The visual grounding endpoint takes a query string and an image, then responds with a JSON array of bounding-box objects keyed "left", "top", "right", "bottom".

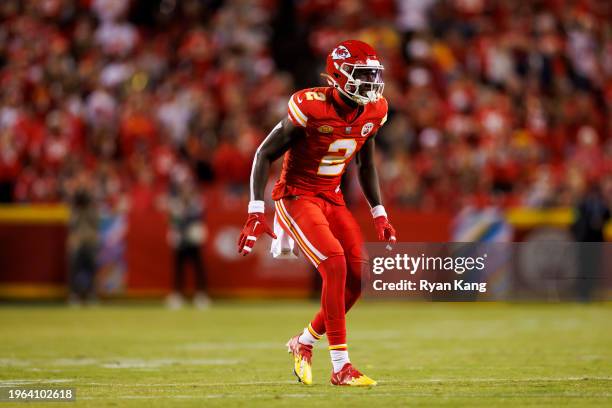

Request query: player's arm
[
  {"left": 250, "top": 117, "right": 300, "bottom": 201},
  {"left": 356, "top": 135, "right": 397, "bottom": 243},
  {"left": 356, "top": 136, "right": 383, "bottom": 208},
  {"left": 238, "top": 117, "right": 302, "bottom": 255}
]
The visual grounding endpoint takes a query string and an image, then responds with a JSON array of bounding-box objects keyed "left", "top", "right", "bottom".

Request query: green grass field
[{"left": 0, "top": 302, "right": 611, "bottom": 407}]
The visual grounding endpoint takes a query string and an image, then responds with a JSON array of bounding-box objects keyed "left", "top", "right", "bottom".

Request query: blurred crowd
[{"left": 0, "top": 0, "right": 611, "bottom": 213}]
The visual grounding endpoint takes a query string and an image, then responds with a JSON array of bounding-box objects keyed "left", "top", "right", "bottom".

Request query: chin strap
[
  {"left": 320, "top": 72, "right": 342, "bottom": 93},
  {"left": 320, "top": 73, "right": 364, "bottom": 105},
  {"left": 320, "top": 72, "right": 335, "bottom": 86},
  {"left": 320, "top": 73, "right": 378, "bottom": 105}
]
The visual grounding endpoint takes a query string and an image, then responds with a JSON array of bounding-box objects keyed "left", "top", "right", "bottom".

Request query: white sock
[
  {"left": 330, "top": 350, "right": 350, "bottom": 373},
  {"left": 298, "top": 326, "right": 319, "bottom": 346}
]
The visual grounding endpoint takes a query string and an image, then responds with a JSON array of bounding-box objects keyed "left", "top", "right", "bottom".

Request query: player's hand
[
  {"left": 237, "top": 202, "right": 277, "bottom": 256},
  {"left": 371, "top": 205, "right": 396, "bottom": 244},
  {"left": 374, "top": 216, "right": 397, "bottom": 243}
]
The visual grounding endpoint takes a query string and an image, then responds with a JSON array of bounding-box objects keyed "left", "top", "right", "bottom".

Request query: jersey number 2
[
  {"left": 317, "top": 139, "right": 357, "bottom": 176},
  {"left": 305, "top": 91, "right": 326, "bottom": 101}
]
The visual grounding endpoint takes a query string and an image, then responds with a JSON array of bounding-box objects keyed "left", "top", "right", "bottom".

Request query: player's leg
[
  {"left": 275, "top": 196, "right": 347, "bottom": 384},
  {"left": 331, "top": 205, "right": 368, "bottom": 311},
  {"left": 277, "top": 197, "right": 375, "bottom": 385},
  {"left": 304, "top": 205, "right": 376, "bottom": 385},
  {"left": 309, "top": 204, "right": 367, "bottom": 337},
  {"left": 276, "top": 197, "right": 348, "bottom": 345},
  {"left": 187, "top": 245, "right": 210, "bottom": 308},
  {"left": 166, "top": 247, "right": 187, "bottom": 309},
  {"left": 327, "top": 205, "right": 376, "bottom": 385}
]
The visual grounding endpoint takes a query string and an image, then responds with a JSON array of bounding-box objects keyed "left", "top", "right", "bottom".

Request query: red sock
[
  {"left": 310, "top": 259, "right": 364, "bottom": 340},
  {"left": 316, "top": 255, "right": 347, "bottom": 346},
  {"left": 344, "top": 259, "right": 365, "bottom": 311}
]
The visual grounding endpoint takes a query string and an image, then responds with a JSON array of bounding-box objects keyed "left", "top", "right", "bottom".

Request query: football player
[{"left": 237, "top": 40, "right": 396, "bottom": 386}]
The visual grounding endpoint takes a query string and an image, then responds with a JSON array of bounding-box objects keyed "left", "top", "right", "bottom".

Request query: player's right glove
[
  {"left": 371, "top": 205, "right": 397, "bottom": 244},
  {"left": 237, "top": 200, "right": 277, "bottom": 256}
]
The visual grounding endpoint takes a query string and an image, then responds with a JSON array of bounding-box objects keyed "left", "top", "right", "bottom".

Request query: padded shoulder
[
  {"left": 287, "top": 87, "right": 331, "bottom": 127},
  {"left": 375, "top": 96, "right": 389, "bottom": 125}
]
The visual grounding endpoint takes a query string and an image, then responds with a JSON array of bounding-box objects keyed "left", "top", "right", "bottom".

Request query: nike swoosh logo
[
  {"left": 297, "top": 96, "right": 303, "bottom": 103},
  {"left": 253, "top": 221, "right": 260, "bottom": 231}
]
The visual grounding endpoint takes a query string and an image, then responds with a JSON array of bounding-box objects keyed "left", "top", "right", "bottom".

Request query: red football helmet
[{"left": 324, "top": 40, "right": 384, "bottom": 105}]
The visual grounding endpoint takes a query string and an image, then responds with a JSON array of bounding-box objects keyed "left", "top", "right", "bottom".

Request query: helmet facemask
[{"left": 337, "top": 62, "right": 384, "bottom": 105}]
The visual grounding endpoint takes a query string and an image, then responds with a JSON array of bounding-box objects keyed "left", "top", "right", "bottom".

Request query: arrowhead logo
[
  {"left": 361, "top": 122, "right": 374, "bottom": 137},
  {"left": 332, "top": 45, "right": 351, "bottom": 60}
]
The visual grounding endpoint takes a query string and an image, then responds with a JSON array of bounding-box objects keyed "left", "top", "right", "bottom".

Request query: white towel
[{"left": 270, "top": 212, "right": 298, "bottom": 259}]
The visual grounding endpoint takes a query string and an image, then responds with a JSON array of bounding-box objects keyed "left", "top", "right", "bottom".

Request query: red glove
[
  {"left": 237, "top": 201, "right": 276, "bottom": 256},
  {"left": 372, "top": 205, "right": 397, "bottom": 244}
]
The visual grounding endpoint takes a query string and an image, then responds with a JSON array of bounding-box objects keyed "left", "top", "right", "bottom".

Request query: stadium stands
[{"left": 0, "top": 0, "right": 610, "bottom": 212}]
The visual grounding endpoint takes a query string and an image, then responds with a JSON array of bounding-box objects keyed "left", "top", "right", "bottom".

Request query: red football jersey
[{"left": 272, "top": 87, "right": 388, "bottom": 205}]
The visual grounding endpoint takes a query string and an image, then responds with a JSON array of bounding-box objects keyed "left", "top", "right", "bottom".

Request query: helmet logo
[
  {"left": 331, "top": 45, "right": 351, "bottom": 60},
  {"left": 361, "top": 122, "right": 374, "bottom": 137}
]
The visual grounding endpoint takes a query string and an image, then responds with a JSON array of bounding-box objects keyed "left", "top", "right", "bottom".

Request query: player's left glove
[
  {"left": 237, "top": 200, "right": 277, "bottom": 256},
  {"left": 372, "top": 205, "right": 396, "bottom": 244}
]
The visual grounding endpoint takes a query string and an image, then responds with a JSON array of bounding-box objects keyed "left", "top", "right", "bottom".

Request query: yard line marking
[
  {"left": 0, "top": 358, "right": 242, "bottom": 369},
  {"left": 0, "top": 358, "right": 30, "bottom": 366},
  {"left": 383, "top": 376, "right": 612, "bottom": 384},
  {"left": 79, "top": 395, "right": 225, "bottom": 400},
  {"left": 52, "top": 358, "right": 100, "bottom": 366},
  {"left": 77, "top": 392, "right": 612, "bottom": 400},
  {"left": 72, "top": 376, "right": 612, "bottom": 388},
  {"left": 3, "top": 377, "right": 610, "bottom": 389},
  {"left": 177, "top": 341, "right": 282, "bottom": 350},
  {"left": 0, "top": 379, "right": 74, "bottom": 386},
  {"left": 79, "top": 380, "right": 296, "bottom": 387},
  {"left": 100, "top": 358, "right": 241, "bottom": 368}
]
